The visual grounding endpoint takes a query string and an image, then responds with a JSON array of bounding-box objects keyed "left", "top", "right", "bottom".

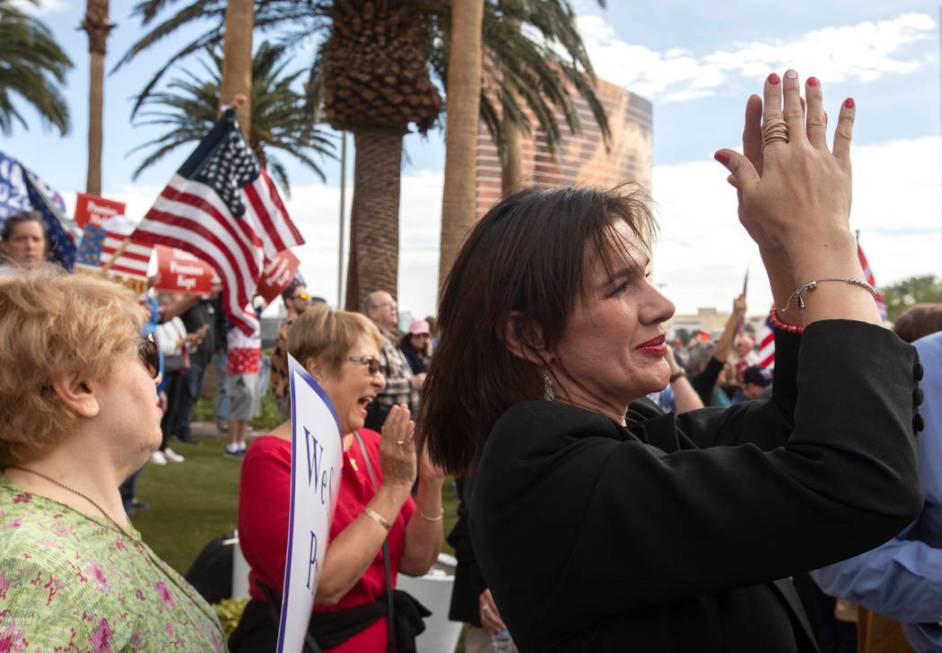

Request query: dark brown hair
[
  {"left": 1, "top": 210, "right": 47, "bottom": 250},
  {"left": 893, "top": 303, "right": 942, "bottom": 344},
  {"left": 419, "top": 186, "right": 655, "bottom": 475}
]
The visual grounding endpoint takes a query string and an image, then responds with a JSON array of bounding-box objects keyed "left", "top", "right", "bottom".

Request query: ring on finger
[{"left": 762, "top": 118, "right": 789, "bottom": 148}]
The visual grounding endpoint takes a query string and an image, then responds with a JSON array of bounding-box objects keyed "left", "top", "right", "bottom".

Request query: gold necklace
[{"left": 7, "top": 466, "right": 135, "bottom": 539}]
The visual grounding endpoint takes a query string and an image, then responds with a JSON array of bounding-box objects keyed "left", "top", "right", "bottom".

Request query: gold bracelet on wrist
[
  {"left": 420, "top": 508, "right": 444, "bottom": 522},
  {"left": 364, "top": 507, "right": 392, "bottom": 531}
]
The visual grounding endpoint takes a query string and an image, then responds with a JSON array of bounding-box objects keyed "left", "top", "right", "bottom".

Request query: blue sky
[{"left": 3, "top": 0, "right": 941, "bottom": 317}]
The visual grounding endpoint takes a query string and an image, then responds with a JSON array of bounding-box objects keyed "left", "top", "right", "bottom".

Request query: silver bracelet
[{"left": 782, "top": 278, "right": 876, "bottom": 312}]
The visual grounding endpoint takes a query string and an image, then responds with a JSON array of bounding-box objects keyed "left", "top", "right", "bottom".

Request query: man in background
[
  {"left": 362, "top": 290, "right": 423, "bottom": 430},
  {"left": 270, "top": 281, "right": 321, "bottom": 419}
]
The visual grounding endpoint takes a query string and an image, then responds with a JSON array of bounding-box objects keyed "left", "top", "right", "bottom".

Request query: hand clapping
[{"left": 379, "top": 404, "right": 417, "bottom": 488}]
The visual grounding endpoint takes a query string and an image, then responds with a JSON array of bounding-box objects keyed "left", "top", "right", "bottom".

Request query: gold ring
[{"left": 762, "top": 118, "right": 789, "bottom": 148}]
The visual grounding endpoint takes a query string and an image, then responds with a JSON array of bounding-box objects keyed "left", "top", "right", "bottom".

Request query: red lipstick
[{"left": 635, "top": 335, "right": 667, "bottom": 357}]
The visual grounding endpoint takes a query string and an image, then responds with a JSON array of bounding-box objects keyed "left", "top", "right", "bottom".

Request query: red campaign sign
[
  {"left": 153, "top": 245, "right": 215, "bottom": 295},
  {"left": 74, "top": 193, "right": 126, "bottom": 228},
  {"left": 257, "top": 249, "right": 300, "bottom": 303}
]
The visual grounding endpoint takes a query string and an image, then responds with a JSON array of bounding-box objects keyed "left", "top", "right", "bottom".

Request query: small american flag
[
  {"left": 857, "top": 241, "right": 888, "bottom": 322},
  {"left": 130, "top": 110, "right": 303, "bottom": 334},
  {"left": 76, "top": 224, "right": 152, "bottom": 281}
]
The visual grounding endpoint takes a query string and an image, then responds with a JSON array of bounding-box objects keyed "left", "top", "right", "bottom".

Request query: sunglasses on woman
[
  {"left": 138, "top": 333, "right": 160, "bottom": 378},
  {"left": 347, "top": 355, "right": 383, "bottom": 376}
]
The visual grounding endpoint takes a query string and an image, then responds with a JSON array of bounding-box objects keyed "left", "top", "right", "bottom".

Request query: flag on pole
[
  {"left": 130, "top": 110, "right": 304, "bottom": 334},
  {"left": 0, "top": 151, "right": 79, "bottom": 269},
  {"left": 76, "top": 225, "right": 153, "bottom": 292},
  {"left": 23, "top": 170, "right": 80, "bottom": 270},
  {"left": 856, "top": 241, "right": 888, "bottom": 321},
  {"left": 0, "top": 151, "right": 68, "bottom": 219}
]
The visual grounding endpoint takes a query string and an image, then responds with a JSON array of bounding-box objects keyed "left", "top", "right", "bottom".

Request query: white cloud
[
  {"left": 578, "top": 12, "right": 936, "bottom": 103},
  {"left": 11, "top": 0, "right": 70, "bottom": 15},
  {"left": 652, "top": 136, "right": 942, "bottom": 315}
]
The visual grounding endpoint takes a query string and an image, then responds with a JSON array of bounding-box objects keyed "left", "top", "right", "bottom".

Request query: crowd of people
[{"left": 0, "top": 70, "right": 939, "bottom": 653}]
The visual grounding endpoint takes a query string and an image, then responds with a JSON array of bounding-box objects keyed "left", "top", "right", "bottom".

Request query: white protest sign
[{"left": 277, "top": 354, "right": 343, "bottom": 652}]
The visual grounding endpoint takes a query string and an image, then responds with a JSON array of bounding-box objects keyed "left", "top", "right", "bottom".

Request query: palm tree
[
  {"left": 439, "top": 0, "right": 484, "bottom": 289},
  {"left": 129, "top": 41, "right": 335, "bottom": 196},
  {"left": 82, "top": 0, "right": 114, "bottom": 195},
  {"left": 117, "top": 1, "right": 608, "bottom": 309},
  {"left": 219, "top": 0, "right": 254, "bottom": 135},
  {"left": 0, "top": 0, "right": 72, "bottom": 136},
  {"left": 321, "top": 2, "right": 442, "bottom": 310}
]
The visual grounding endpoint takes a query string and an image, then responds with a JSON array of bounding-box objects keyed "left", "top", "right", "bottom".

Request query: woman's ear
[
  {"left": 50, "top": 372, "right": 100, "bottom": 419},
  {"left": 304, "top": 359, "right": 327, "bottom": 385},
  {"left": 501, "top": 312, "right": 551, "bottom": 365}
]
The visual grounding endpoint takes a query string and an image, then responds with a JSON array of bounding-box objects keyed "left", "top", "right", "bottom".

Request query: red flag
[{"left": 857, "top": 241, "right": 888, "bottom": 321}]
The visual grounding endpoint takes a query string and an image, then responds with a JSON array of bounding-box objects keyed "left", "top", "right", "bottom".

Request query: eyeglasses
[
  {"left": 347, "top": 355, "right": 383, "bottom": 376},
  {"left": 293, "top": 292, "right": 310, "bottom": 301},
  {"left": 138, "top": 333, "right": 160, "bottom": 378}
]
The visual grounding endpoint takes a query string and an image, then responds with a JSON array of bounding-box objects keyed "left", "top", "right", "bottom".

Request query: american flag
[
  {"left": 76, "top": 225, "right": 152, "bottom": 282},
  {"left": 130, "top": 110, "right": 303, "bottom": 334},
  {"left": 756, "top": 316, "right": 776, "bottom": 370},
  {"left": 857, "top": 241, "right": 888, "bottom": 322}
]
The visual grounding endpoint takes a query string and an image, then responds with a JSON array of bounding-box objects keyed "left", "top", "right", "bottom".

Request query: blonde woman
[
  {"left": 0, "top": 268, "right": 225, "bottom": 650},
  {"left": 232, "top": 304, "right": 444, "bottom": 652}
]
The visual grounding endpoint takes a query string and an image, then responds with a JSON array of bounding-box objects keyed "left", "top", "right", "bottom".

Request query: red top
[{"left": 238, "top": 431, "right": 416, "bottom": 652}]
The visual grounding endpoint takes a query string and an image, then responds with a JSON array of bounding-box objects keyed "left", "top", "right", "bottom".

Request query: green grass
[
  {"left": 133, "top": 437, "right": 242, "bottom": 573},
  {"left": 132, "top": 430, "right": 459, "bottom": 576}
]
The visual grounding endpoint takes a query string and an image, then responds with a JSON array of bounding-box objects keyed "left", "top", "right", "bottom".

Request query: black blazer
[{"left": 469, "top": 321, "right": 923, "bottom": 652}]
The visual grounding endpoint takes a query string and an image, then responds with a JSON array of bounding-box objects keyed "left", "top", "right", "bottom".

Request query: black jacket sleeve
[{"left": 679, "top": 326, "right": 801, "bottom": 451}]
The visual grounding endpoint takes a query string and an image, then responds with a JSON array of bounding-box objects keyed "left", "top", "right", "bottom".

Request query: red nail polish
[
  {"left": 714, "top": 151, "right": 730, "bottom": 165},
  {"left": 768, "top": 72, "right": 780, "bottom": 85},
  {"left": 844, "top": 98, "right": 855, "bottom": 109},
  {"left": 807, "top": 76, "right": 819, "bottom": 88}
]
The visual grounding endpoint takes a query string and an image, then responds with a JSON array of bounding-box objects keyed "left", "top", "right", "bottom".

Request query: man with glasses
[
  {"left": 363, "top": 289, "right": 424, "bottom": 430},
  {"left": 271, "top": 281, "right": 323, "bottom": 420}
]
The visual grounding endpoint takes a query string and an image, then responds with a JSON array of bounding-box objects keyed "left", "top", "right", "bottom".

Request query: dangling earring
[{"left": 543, "top": 371, "right": 555, "bottom": 401}]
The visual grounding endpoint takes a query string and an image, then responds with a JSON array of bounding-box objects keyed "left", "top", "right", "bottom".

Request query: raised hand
[
  {"left": 715, "top": 70, "right": 855, "bottom": 267},
  {"left": 715, "top": 70, "right": 879, "bottom": 326},
  {"left": 733, "top": 294, "right": 747, "bottom": 317},
  {"left": 379, "top": 403, "right": 417, "bottom": 488}
]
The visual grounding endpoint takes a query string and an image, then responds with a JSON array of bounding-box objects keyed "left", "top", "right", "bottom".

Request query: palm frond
[{"left": 129, "top": 39, "right": 335, "bottom": 189}]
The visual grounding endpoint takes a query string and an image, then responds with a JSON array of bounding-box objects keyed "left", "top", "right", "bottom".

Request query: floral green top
[{"left": 0, "top": 473, "right": 226, "bottom": 651}]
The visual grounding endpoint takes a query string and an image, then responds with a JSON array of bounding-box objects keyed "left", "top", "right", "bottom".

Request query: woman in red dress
[{"left": 231, "top": 304, "right": 444, "bottom": 652}]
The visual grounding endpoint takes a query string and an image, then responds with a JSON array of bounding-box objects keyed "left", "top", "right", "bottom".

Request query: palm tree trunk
[
  {"left": 345, "top": 127, "right": 404, "bottom": 311},
  {"left": 501, "top": 105, "right": 523, "bottom": 197},
  {"left": 82, "top": 0, "right": 111, "bottom": 195},
  {"left": 500, "top": 17, "right": 524, "bottom": 198},
  {"left": 219, "top": 0, "right": 254, "bottom": 136},
  {"left": 438, "top": 0, "right": 485, "bottom": 289}
]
